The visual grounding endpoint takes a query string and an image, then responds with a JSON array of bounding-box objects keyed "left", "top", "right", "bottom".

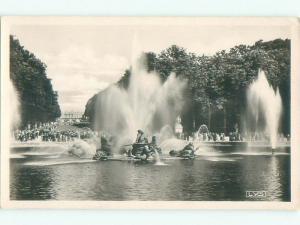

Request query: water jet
[
  {"left": 93, "top": 55, "right": 186, "bottom": 151},
  {"left": 246, "top": 69, "right": 282, "bottom": 150}
]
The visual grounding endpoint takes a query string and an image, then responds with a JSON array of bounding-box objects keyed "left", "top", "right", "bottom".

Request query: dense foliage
[
  {"left": 85, "top": 39, "right": 290, "bottom": 135},
  {"left": 10, "top": 36, "right": 61, "bottom": 127}
]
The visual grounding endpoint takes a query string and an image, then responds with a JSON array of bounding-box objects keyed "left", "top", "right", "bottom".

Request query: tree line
[
  {"left": 85, "top": 38, "right": 290, "bottom": 135},
  {"left": 10, "top": 36, "right": 61, "bottom": 127}
]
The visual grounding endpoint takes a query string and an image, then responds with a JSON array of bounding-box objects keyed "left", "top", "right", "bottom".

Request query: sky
[{"left": 10, "top": 23, "right": 291, "bottom": 113}]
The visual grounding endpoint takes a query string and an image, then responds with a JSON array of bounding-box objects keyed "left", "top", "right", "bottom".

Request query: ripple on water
[{"left": 23, "top": 159, "right": 96, "bottom": 167}]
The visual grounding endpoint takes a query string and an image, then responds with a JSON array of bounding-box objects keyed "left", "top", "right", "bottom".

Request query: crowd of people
[
  {"left": 13, "top": 122, "right": 290, "bottom": 145},
  {"left": 13, "top": 122, "right": 98, "bottom": 142},
  {"left": 183, "top": 131, "right": 290, "bottom": 143}
]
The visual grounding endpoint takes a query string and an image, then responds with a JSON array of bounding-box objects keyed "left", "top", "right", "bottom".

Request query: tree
[
  {"left": 10, "top": 36, "right": 61, "bottom": 127},
  {"left": 84, "top": 39, "right": 291, "bottom": 135}
]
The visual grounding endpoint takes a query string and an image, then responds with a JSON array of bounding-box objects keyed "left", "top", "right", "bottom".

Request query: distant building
[{"left": 59, "top": 112, "right": 83, "bottom": 124}]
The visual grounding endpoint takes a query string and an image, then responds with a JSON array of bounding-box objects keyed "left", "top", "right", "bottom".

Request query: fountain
[
  {"left": 9, "top": 79, "right": 21, "bottom": 143},
  {"left": 247, "top": 69, "right": 282, "bottom": 149},
  {"left": 93, "top": 55, "right": 186, "bottom": 151},
  {"left": 9, "top": 80, "right": 20, "bottom": 129},
  {"left": 155, "top": 125, "right": 174, "bottom": 143}
]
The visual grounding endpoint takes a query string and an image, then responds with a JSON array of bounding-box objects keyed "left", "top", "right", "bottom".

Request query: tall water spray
[
  {"left": 94, "top": 43, "right": 186, "bottom": 148},
  {"left": 9, "top": 79, "right": 21, "bottom": 132},
  {"left": 247, "top": 70, "right": 282, "bottom": 149}
]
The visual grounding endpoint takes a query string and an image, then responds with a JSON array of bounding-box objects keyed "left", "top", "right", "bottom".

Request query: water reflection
[
  {"left": 10, "top": 146, "right": 291, "bottom": 201},
  {"left": 10, "top": 164, "right": 57, "bottom": 200}
]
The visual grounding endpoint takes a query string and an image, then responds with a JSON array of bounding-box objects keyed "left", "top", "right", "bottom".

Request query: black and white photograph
[{"left": 1, "top": 17, "right": 298, "bottom": 208}]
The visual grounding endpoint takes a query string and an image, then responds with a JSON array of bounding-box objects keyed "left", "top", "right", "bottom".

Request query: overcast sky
[{"left": 11, "top": 24, "right": 291, "bottom": 113}]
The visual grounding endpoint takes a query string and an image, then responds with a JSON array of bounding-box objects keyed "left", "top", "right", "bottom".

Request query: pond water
[{"left": 10, "top": 145, "right": 290, "bottom": 201}]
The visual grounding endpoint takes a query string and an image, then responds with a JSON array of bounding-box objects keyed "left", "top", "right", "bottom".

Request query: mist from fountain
[
  {"left": 9, "top": 79, "right": 21, "bottom": 137},
  {"left": 154, "top": 125, "right": 175, "bottom": 143},
  {"left": 93, "top": 54, "right": 186, "bottom": 150},
  {"left": 247, "top": 69, "right": 282, "bottom": 149}
]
